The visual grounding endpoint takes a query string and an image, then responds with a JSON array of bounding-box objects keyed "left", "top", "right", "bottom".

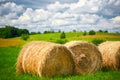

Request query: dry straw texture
[
  {"left": 98, "top": 41, "right": 120, "bottom": 70},
  {"left": 64, "top": 41, "right": 102, "bottom": 74},
  {"left": 16, "top": 41, "right": 74, "bottom": 77}
]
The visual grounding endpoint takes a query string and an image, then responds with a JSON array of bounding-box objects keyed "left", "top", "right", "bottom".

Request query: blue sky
[{"left": 0, "top": 0, "right": 120, "bottom": 32}]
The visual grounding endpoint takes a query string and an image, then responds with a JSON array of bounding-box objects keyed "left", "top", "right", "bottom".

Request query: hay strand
[
  {"left": 16, "top": 41, "right": 74, "bottom": 77},
  {"left": 64, "top": 41, "right": 102, "bottom": 74}
]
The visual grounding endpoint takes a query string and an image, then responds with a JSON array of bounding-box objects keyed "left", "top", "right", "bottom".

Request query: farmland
[
  {"left": 0, "top": 32, "right": 120, "bottom": 47},
  {"left": 0, "top": 32, "right": 120, "bottom": 80}
]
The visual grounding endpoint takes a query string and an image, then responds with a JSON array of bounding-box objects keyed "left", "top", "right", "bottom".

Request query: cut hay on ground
[
  {"left": 98, "top": 41, "right": 120, "bottom": 70},
  {"left": 64, "top": 41, "right": 102, "bottom": 74},
  {"left": 16, "top": 41, "right": 74, "bottom": 77},
  {"left": 0, "top": 38, "right": 21, "bottom": 47}
]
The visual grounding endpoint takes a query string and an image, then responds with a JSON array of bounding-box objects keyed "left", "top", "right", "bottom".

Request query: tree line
[
  {"left": 0, "top": 26, "right": 29, "bottom": 38},
  {"left": 0, "top": 25, "right": 109, "bottom": 39}
]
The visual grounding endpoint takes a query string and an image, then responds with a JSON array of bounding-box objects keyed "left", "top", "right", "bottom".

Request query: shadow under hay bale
[
  {"left": 98, "top": 41, "right": 120, "bottom": 70},
  {"left": 16, "top": 41, "right": 74, "bottom": 77},
  {"left": 64, "top": 41, "right": 102, "bottom": 74}
]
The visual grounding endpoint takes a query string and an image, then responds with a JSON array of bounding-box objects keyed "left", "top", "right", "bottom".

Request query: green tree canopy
[
  {"left": 60, "top": 31, "right": 66, "bottom": 39},
  {"left": 89, "top": 30, "right": 96, "bottom": 35},
  {"left": 0, "top": 26, "right": 29, "bottom": 38}
]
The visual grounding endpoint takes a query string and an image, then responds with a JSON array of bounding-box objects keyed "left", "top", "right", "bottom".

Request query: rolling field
[
  {"left": 0, "top": 32, "right": 120, "bottom": 80},
  {"left": 0, "top": 32, "right": 120, "bottom": 47}
]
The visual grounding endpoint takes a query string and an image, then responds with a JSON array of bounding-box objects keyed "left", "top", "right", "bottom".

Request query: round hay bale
[
  {"left": 98, "top": 41, "right": 120, "bottom": 70},
  {"left": 64, "top": 41, "right": 102, "bottom": 74},
  {"left": 16, "top": 41, "right": 74, "bottom": 77}
]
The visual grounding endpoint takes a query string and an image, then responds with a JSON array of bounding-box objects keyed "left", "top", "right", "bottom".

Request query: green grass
[
  {"left": 0, "top": 47, "right": 21, "bottom": 80},
  {"left": 28, "top": 32, "right": 83, "bottom": 42},
  {"left": 0, "top": 32, "right": 120, "bottom": 80}
]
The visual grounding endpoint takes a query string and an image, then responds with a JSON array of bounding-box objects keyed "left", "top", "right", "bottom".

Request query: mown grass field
[{"left": 0, "top": 32, "right": 120, "bottom": 80}]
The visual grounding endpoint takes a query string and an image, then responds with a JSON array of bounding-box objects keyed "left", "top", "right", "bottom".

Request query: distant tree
[
  {"left": 17, "top": 29, "right": 23, "bottom": 36},
  {"left": 44, "top": 31, "right": 49, "bottom": 34},
  {"left": 21, "top": 29, "right": 29, "bottom": 34},
  {"left": 60, "top": 31, "right": 66, "bottom": 39},
  {"left": 0, "top": 28, "right": 6, "bottom": 38},
  {"left": 5, "top": 26, "right": 15, "bottom": 38},
  {"left": 43, "top": 30, "right": 55, "bottom": 34},
  {"left": 58, "top": 30, "right": 61, "bottom": 33},
  {"left": 37, "top": 32, "right": 41, "bottom": 34},
  {"left": 104, "top": 30, "right": 108, "bottom": 33},
  {"left": 89, "top": 30, "right": 96, "bottom": 35},
  {"left": 73, "top": 29, "right": 76, "bottom": 32},
  {"left": 30, "top": 32, "right": 41, "bottom": 35},
  {"left": 2, "top": 26, "right": 17, "bottom": 38},
  {"left": 116, "top": 32, "right": 119, "bottom": 34},
  {"left": 21, "top": 34, "right": 29, "bottom": 40},
  {"left": 83, "top": 31, "right": 87, "bottom": 36},
  {"left": 30, "top": 32, "right": 37, "bottom": 35},
  {"left": 98, "top": 30, "right": 103, "bottom": 32}
]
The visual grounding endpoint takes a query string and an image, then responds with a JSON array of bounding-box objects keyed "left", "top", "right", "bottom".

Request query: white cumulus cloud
[
  {"left": 0, "top": 2, "right": 24, "bottom": 16},
  {"left": 47, "top": 1, "right": 69, "bottom": 12},
  {"left": 0, "top": 0, "right": 120, "bottom": 32}
]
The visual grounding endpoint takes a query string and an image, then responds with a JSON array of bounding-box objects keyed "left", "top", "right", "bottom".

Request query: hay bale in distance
[
  {"left": 98, "top": 41, "right": 120, "bottom": 70},
  {"left": 64, "top": 41, "right": 102, "bottom": 74},
  {"left": 16, "top": 41, "right": 74, "bottom": 77}
]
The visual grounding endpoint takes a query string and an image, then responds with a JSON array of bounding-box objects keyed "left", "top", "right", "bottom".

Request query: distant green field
[
  {"left": 25, "top": 32, "right": 120, "bottom": 46},
  {"left": 28, "top": 32, "right": 120, "bottom": 42},
  {"left": 0, "top": 32, "right": 120, "bottom": 80},
  {"left": 0, "top": 32, "right": 120, "bottom": 47}
]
